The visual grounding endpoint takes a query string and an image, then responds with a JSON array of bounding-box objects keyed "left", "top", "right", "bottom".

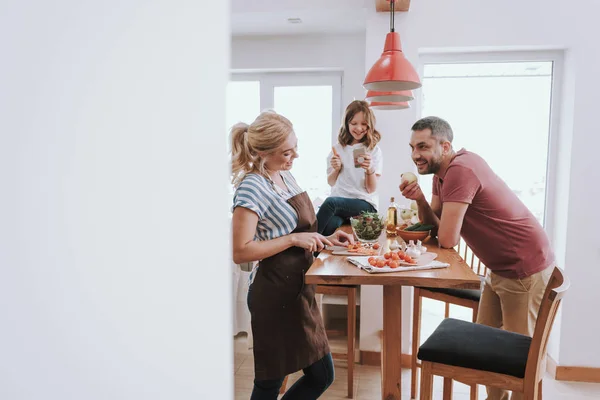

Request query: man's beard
[
  {"left": 417, "top": 156, "right": 442, "bottom": 175},
  {"left": 427, "top": 157, "right": 442, "bottom": 174}
]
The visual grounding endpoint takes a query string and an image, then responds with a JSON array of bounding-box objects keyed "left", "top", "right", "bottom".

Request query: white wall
[
  {"left": 363, "top": 0, "right": 600, "bottom": 367},
  {"left": 231, "top": 33, "right": 366, "bottom": 112},
  {"left": 0, "top": 1, "right": 232, "bottom": 399}
]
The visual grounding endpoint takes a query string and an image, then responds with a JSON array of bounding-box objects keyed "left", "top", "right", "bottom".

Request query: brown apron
[{"left": 248, "top": 191, "right": 330, "bottom": 381}]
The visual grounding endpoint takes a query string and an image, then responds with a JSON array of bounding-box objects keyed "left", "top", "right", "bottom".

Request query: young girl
[
  {"left": 316, "top": 100, "right": 383, "bottom": 236},
  {"left": 230, "top": 110, "right": 354, "bottom": 399}
]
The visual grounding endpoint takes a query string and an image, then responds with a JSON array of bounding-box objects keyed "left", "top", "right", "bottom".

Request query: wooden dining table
[{"left": 305, "top": 228, "right": 481, "bottom": 400}]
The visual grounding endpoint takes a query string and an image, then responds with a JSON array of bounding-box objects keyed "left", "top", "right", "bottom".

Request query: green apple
[
  {"left": 410, "top": 201, "right": 418, "bottom": 211},
  {"left": 401, "top": 172, "right": 418, "bottom": 184}
]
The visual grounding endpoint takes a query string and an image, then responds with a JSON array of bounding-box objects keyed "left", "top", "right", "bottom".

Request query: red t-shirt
[{"left": 433, "top": 149, "right": 554, "bottom": 279}]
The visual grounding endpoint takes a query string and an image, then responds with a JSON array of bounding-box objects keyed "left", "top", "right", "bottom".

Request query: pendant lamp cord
[{"left": 390, "top": 0, "right": 395, "bottom": 32}]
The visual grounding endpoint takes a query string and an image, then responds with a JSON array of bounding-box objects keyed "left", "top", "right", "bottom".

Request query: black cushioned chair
[
  {"left": 411, "top": 240, "right": 485, "bottom": 400},
  {"left": 417, "top": 266, "right": 568, "bottom": 400}
]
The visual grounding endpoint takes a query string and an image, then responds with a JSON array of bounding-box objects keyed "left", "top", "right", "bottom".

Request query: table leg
[{"left": 382, "top": 285, "right": 402, "bottom": 400}]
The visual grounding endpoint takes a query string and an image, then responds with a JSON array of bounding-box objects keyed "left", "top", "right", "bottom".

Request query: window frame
[
  {"left": 227, "top": 70, "right": 343, "bottom": 204},
  {"left": 415, "top": 50, "right": 564, "bottom": 243},
  {"left": 229, "top": 70, "right": 343, "bottom": 146}
]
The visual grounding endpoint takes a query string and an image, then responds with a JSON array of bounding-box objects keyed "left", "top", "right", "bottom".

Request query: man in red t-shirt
[{"left": 401, "top": 116, "right": 555, "bottom": 400}]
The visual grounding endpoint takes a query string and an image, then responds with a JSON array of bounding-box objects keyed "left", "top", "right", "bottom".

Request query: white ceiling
[{"left": 231, "top": 0, "right": 369, "bottom": 36}]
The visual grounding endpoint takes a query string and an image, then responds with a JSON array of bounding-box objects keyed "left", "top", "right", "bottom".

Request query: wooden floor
[
  {"left": 234, "top": 299, "right": 600, "bottom": 399},
  {"left": 234, "top": 333, "right": 600, "bottom": 400}
]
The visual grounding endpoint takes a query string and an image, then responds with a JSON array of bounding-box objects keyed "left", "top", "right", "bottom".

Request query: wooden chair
[
  {"left": 318, "top": 284, "right": 358, "bottom": 398},
  {"left": 279, "top": 284, "right": 358, "bottom": 398},
  {"left": 417, "top": 266, "right": 569, "bottom": 400},
  {"left": 411, "top": 239, "right": 486, "bottom": 400}
]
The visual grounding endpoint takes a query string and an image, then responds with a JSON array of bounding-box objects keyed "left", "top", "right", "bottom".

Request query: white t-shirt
[{"left": 327, "top": 142, "right": 383, "bottom": 210}]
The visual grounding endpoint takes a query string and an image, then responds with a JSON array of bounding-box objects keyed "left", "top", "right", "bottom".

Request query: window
[
  {"left": 274, "top": 85, "right": 334, "bottom": 204},
  {"left": 225, "top": 81, "right": 260, "bottom": 144},
  {"left": 226, "top": 72, "right": 342, "bottom": 205},
  {"left": 419, "top": 55, "right": 560, "bottom": 227}
]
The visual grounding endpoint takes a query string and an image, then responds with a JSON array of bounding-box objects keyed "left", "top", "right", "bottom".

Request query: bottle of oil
[{"left": 386, "top": 196, "right": 399, "bottom": 236}]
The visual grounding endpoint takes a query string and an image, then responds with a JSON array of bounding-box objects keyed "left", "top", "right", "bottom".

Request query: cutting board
[{"left": 326, "top": 245, "right": 382, "bottom": 257}]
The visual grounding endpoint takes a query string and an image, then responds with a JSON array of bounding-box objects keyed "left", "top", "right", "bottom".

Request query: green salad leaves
[{"left": 350, "top": 211, "right": 385, "bottom": 241}]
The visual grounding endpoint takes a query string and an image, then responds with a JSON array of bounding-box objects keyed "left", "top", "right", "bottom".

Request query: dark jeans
[
  {"left": 249, "top": 353, "right": 335, "bottom": 400},
  {"left": 316, "top": 196, "right": 376, "bottom": 236}
]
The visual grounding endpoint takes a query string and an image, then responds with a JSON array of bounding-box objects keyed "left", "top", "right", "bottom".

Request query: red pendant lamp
[
  {"left": 365, "top": 89, "right": 414, "bottom": 102},
  {"left": 369, "top": 101, "right": 410, "bottom": 110},
  {"left": 363, "top": 0, "right": 421, "bottom": 92}
]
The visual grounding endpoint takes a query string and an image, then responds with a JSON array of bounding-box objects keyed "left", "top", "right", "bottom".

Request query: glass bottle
[{"left": 386, "top": 196, "right": 399, "bottom": 236}]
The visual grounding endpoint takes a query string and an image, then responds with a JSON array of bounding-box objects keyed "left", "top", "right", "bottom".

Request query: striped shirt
[{"left": 233, "top": 171, "right": 304, "bottom": 241}]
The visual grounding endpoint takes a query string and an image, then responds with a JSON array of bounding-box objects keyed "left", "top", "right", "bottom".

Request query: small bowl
[{"left": 396, "top": 228, "right": 430, "bottom": 243}]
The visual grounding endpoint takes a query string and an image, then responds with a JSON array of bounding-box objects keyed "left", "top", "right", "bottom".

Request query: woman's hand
[
  {"left": 330, "top": 155, "right": 342, "bottom": 171},
  {"left": 291, "top": 232, "right": 333, "bottom": 252},
  {"left": 359, "top": 153, "right": 373, "bottom": 173},
  {"left": 327, "top": 230, "right": 355, "bottom": 247}
]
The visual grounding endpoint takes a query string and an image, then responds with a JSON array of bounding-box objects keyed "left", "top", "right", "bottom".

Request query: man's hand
[{"left": 400, "top": 181, "right": 426, "bottom": 203}]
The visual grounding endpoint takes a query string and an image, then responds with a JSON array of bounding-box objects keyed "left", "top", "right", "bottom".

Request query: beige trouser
[{"left": 476, "top": 266, "right": 553, "bottom": 400}]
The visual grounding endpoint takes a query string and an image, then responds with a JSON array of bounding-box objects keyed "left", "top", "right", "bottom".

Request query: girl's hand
[
  {"left": 359, "top": 153, "right": 372, "bottom": 172},
  {"left": 327, "top": 230, "right": 355, "bottom": 247},
  {"left": 330, "top": 155, "right": 342, "bottom": 171},
  {"left": 291, "top": 232, "right": 333, "bottom": 252}
]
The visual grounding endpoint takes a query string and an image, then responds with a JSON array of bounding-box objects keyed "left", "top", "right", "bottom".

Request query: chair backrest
[
  {"left": 523, "top": 266, "right": 570, "bottom": 389},
  {"left": 456, "top": 238, "right": 487, "bottom": 277}
]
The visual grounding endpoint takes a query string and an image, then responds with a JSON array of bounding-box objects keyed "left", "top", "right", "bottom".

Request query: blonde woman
[
  {"left": 316, "top": 100, "right": 383, "bottom": 235},
  {"left": 230, "top": 110, "right": 354, "bottom": 400}
]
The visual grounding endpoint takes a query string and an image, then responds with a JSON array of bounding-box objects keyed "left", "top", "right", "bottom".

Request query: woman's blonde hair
[
  {"left": 337, "top": 100, "right": 381, "bottom": 150},
  {"left": 230, "top": 110, "right": 294, "bottom": 186}
]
